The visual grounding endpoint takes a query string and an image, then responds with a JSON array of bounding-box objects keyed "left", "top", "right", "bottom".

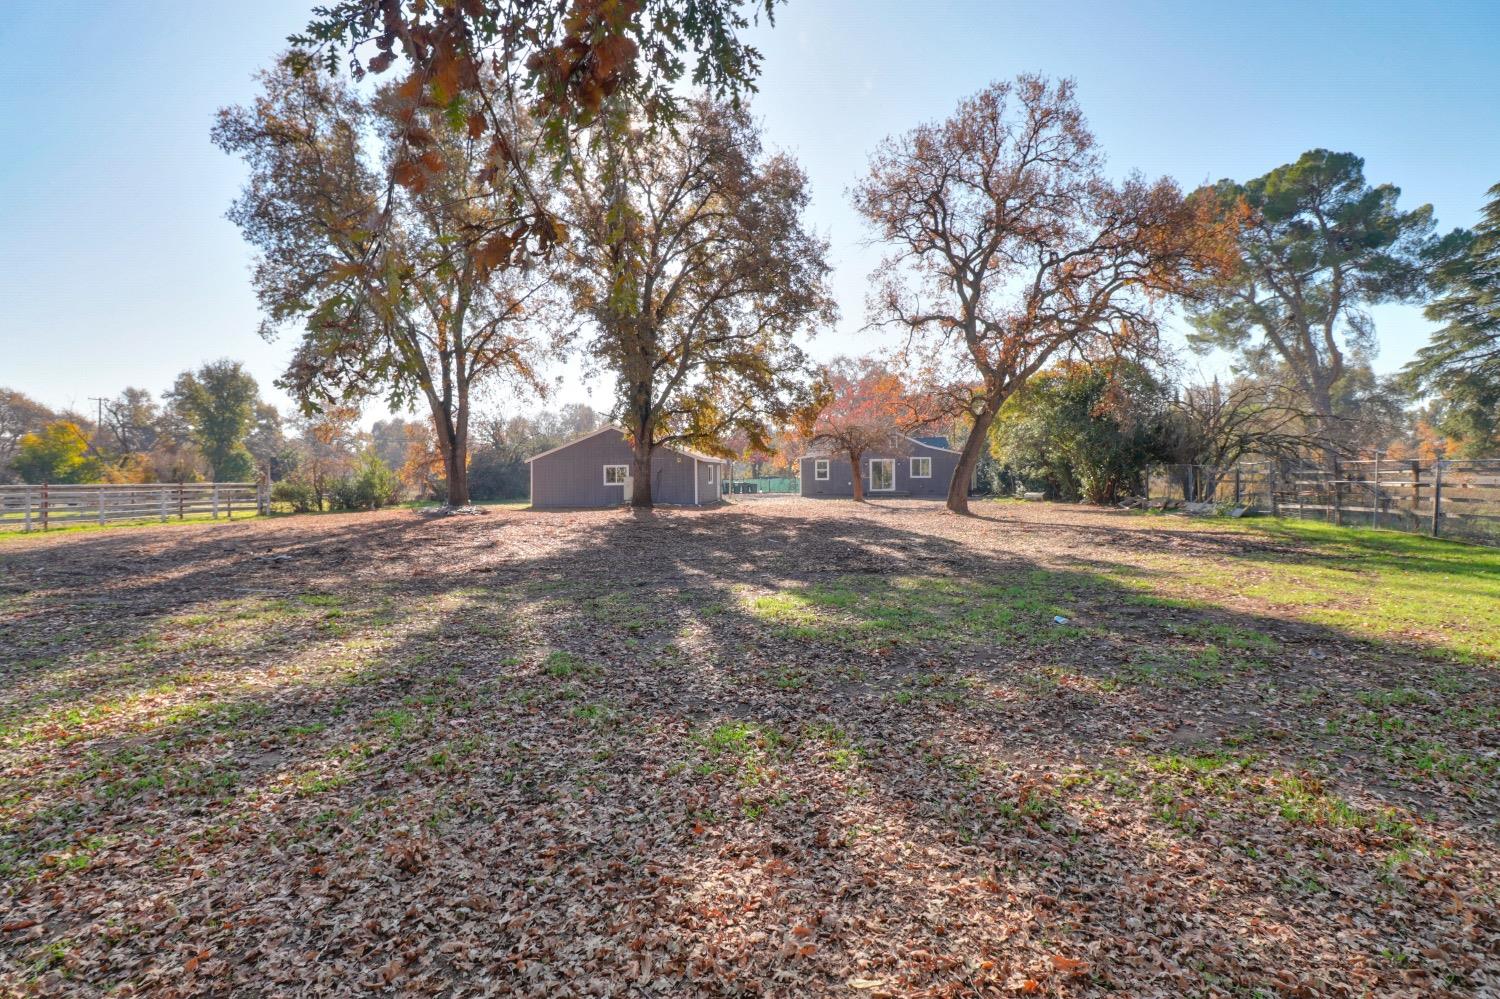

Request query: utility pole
[{"left": 86, "top": 396, "right": 116, "bottom": 459}]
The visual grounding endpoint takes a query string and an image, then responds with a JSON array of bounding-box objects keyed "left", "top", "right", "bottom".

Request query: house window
[
  {"left": 869, "top": 459, "right": 896, "bottom": 491},
  {"left": 814, "top": 459, "right": 830, "bottom": 481},
  {"left": 910, "top": 457, "right": 932, "bottom": 478},
  {"left": 603, "top": 464, "right": 628, "bottom": 485}
]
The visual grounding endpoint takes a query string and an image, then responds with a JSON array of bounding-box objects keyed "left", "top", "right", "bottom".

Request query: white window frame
[
  {"left": 869, "top": 458, "right": 896, "bottom": 492},
  {"left": 603, "top": 464, "right": 629, "bottom": 485},
  {"left": 814, "top": 459, "right": 830, "bottom": 481},
  {"left": 910, "top": 456, "right": 932, "bottom": 479}
]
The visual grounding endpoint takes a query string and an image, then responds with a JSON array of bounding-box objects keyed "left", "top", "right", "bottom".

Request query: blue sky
[{"left": 2, "top": 0, "right": 1497, "bottom": 421}]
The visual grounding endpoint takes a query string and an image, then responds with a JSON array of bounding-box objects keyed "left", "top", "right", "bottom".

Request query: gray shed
[
  {"left": 527, "top": 427, "right": 727, "bottom": 508},
  {"left": 798, "top": 433, "right": 968, "bottom": 499}
]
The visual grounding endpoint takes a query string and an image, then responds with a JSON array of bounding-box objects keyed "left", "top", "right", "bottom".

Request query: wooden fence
[
  {"left": 0, "top": 482, "right": 269, "bottom": 532},
  {"left": 1147, "top": 458, "right": 1500, "bottom": 548}
]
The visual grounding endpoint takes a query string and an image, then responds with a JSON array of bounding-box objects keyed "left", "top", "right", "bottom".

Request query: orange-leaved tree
[
  {"left": 807, "top": 356, "right": 944, "bottom": 501},
  {"left": 853, "top": 75, "right": 1236, "bottom": 513}
]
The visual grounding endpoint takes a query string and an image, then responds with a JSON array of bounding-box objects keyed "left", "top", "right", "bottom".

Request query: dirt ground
[{"left": 1, "top": 499, "right": 1496, "bottom": 997}]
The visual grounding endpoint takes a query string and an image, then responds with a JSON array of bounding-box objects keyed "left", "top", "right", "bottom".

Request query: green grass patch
[{"left": 1138, "top": 519, "right": 1500, "bottom": 663}]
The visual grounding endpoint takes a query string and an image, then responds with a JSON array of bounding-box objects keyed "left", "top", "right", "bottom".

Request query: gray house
[
  {"left": 527, "top": 427, "right": 727, "bottom": 508},
  {"left": 798, "top": 434, "right": 967, "bottom": 499}
]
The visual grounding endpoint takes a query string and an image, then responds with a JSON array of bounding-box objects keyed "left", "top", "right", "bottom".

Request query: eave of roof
[{"left": 791, "top": 432, "right": 963, "bottom": 463}]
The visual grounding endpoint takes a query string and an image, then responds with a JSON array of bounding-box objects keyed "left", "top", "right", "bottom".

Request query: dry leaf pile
[{"left": 1, "top": 500, "right": 1495, "bottom": 996}]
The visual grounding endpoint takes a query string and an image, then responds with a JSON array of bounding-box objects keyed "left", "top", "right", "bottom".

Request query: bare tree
[{"left": 853, "top": 75, "right": 1233, "bottom": 513}]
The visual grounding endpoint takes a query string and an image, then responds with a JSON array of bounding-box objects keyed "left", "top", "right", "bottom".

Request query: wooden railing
[{"left": 0, "top": 482, "right": 269, "bottom": 532}]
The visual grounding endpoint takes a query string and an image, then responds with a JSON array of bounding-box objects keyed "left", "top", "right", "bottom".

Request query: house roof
[
  {"left": 525, "top": 426, "right": 727, "bottom": 464},
  {"left": 794, "top": 432, "right": 963, "bottom": 462},
  {"left": 903, "top": 433, "right": 961, "bottom": 454}
]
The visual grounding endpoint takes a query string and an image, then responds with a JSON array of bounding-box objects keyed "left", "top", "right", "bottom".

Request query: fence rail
[
  {"left": 1147, "top": 458, "right": 1500, "bottom": 548},
  {"left": 0, "top": 482, "right": 269, "bottom": 532}
]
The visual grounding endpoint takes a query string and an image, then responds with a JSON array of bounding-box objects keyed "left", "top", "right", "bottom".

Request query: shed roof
[{"left": 525, "top": 426, "right": 728, "bottom": 464}]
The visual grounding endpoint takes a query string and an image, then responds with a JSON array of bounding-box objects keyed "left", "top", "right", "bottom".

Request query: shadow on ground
[{"left": 1, "top": 501, "right": 1496, "bottom": 996}]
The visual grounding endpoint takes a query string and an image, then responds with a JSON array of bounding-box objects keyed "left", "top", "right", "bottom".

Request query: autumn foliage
[
  {"left": 807, "top": 357, "right": 944, "bottom": 501},
  {"left": 854, "top": 75, "right": 1236, "bottom": 513}
]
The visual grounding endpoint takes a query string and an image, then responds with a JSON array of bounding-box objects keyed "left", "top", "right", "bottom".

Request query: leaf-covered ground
[{"left": 1, "top": 499, "right": 1496, "bottom": 997}]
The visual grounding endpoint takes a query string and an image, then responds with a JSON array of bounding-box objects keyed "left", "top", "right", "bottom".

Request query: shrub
[
  {"left": 990, "top": 361, "right": 1170, "bottom": 504},
  {"left": 271, "top": 479, "right": 319, "bottom": 513},
  {"left": 328, "top": 451, "right": 401, "bottom": 511}
]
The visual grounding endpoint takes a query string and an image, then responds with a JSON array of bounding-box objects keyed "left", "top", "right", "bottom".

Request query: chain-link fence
[
  {"left": 723, "top": 476, "right": 800, "bottom": 496},
  {"left": 1146, "top": 458, "right": 1500, "bottom": 548}
]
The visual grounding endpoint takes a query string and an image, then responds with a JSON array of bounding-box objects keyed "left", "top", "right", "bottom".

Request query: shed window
[
  {"left": 910, "top": 457, "right": 932, "bottom": 478},
  {"left": 814, "top": 459, "right": 830, "bottom": 481},
  {"left": 603, "top": 464, "right": 629, "bottom": 485}
]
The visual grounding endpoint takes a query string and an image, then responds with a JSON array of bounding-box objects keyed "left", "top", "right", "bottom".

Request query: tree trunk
[
  {"left": 947, "top": 410, "right": 997, "bottom": 514},
  {"left": 849, "top": 449, "right": 865, "bottom": 502},
  {"left": 428, "top": 411, "right": 470, "bottom": 507},
  {"left": 630, "top": 437, "right": 654, "bottom": 508},
  {"left": 446, "top": 438, "right": 470, "bottom": 506},
  {"left": 1306, "top": 380, "right": 1341, "bottom": 465},
  {"left": 451, "top": 382, "right": 471, "bottom": 506}
]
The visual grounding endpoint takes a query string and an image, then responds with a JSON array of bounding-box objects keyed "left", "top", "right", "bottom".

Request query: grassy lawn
[
  {"left": 1115, "top": 515, "right": 1500, "bottom": 662},
  {"left": 0, "top": 501, "right": 1495, "bottom": 996}
]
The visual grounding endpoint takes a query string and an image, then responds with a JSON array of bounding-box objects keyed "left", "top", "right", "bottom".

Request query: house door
[{"left": 870, "top": 459, "right": 895, "bottom": 492}]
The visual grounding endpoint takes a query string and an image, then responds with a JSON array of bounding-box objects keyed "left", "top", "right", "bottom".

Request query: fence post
[
  {"left": 1373, "top": 457, "right": 1382, "bottom": 530},
  {"left": 1331, "top": 457, "right": 1343, "bottom": 527},
  {"left": 41, "top": 482, "right": 49, "bottom": 531},
  {"left": 159, "top": 486, "right": 168, "bottom": 523},
  {"left": 1431, "top": 460, "right": 1444, "bottom": 538},
  {"left": 227, "top": 487, "right": 233, "bottom": 521},
  {"left": 1410, "top": 460, "right": 1422, "bottom": 531},
  {"left": 1233, "top": 467, "right": 1242, "bottom": 507},
  {"left": 212, "top": 484, "right": 219, "bottom": 520},
  {"left": 24, "top": 486, "right": 33, "bottom": 532},
  {"left": 178, "top": 483, "right": 185, "bottom": 520},
  {"left": 98, "top": 485, "right": 105, "bottom": 526}
]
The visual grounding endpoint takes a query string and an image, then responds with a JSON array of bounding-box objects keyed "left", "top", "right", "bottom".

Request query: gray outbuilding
[
  {"left": 798, "top": 433, "right": 969, "bottom": 499},
  {"left": 527, "top": 427, "right": 727, "bottom": 508}
]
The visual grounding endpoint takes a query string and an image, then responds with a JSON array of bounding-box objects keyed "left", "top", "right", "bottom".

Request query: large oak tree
[
  {"left": 854, "top": 75, "right": 1231, "bottom": 513},
  {"left": 562, "top": 98, "right": 834, "bottom": 506},
  {"left": 215, "top": 61, "right": 555, "bottom": 505}
]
